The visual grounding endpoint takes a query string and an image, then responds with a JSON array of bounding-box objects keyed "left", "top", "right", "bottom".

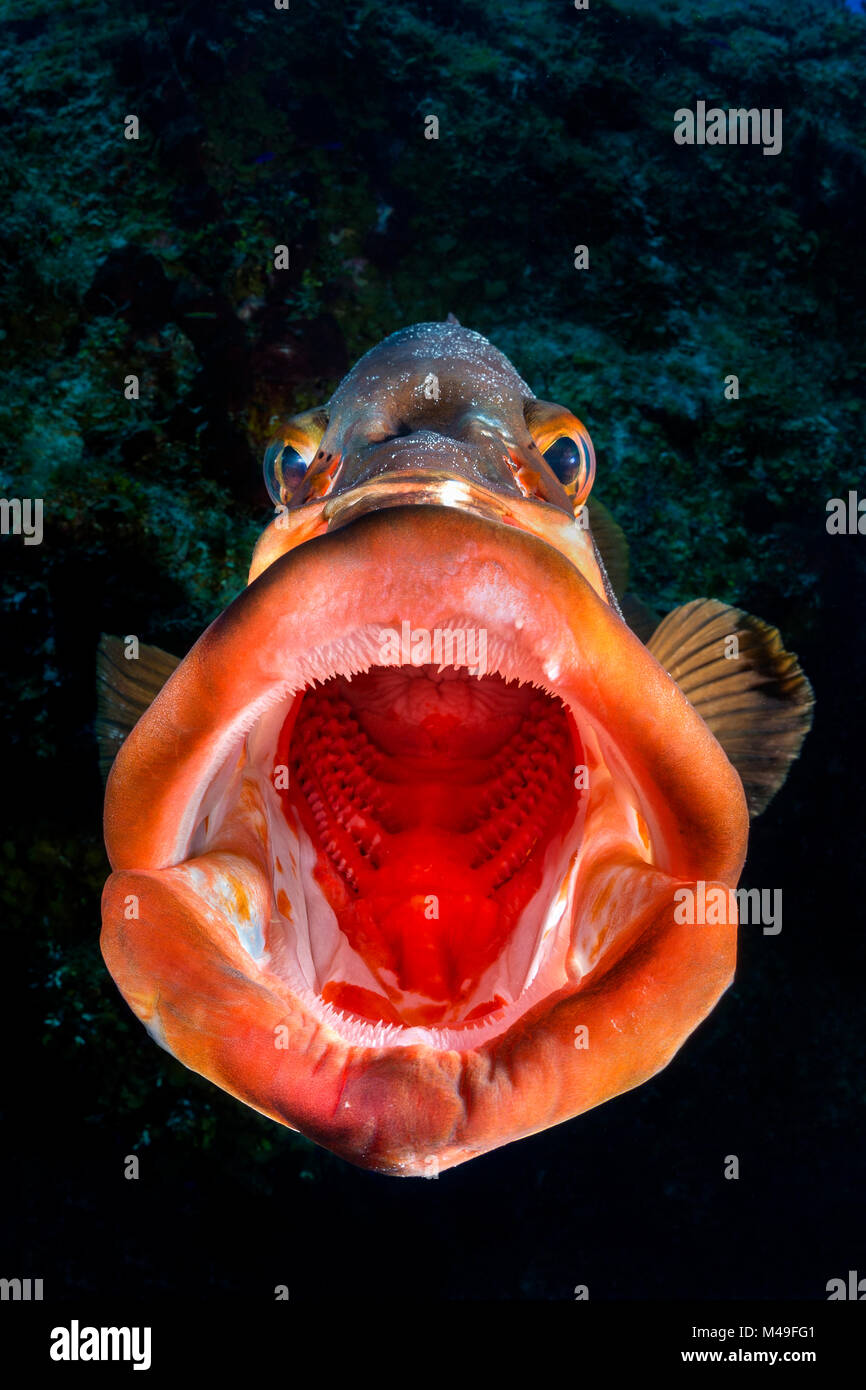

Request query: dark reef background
[{"left": 1, "top": 0, "right": 864, "bottom": 1301}]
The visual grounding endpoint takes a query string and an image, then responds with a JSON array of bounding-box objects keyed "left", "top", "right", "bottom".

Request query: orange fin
[
  {"left": 96, "top": 634, "right": 181, "bottom": 782},
  {"left": 647, "top": 599, "right": 814, "bottom": 817}
]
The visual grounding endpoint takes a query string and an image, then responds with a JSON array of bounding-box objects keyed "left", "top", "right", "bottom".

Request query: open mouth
[
  {"left": 281, "top": 664, "right": 581, "bottom": 1032},
  {"left": 206, "top": 656, "right": 593, "bottom": 1048},
  {"left": 102, "top": 505, "right": 746, "bottom": 1171},
  {"left": 184, "top": 608, "right": 672, "bottom": 1053}
]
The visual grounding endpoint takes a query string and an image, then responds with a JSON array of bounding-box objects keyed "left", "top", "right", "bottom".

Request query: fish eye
[
  {"left": 543, "top": 437, "right": 584, "bottom": 489},
  {"left": 524, "top": 399, "right": 596, "bottom": 509},
  {"left": 541, "top": 429, "right": 595, "bottom": 508},
  {"left": 264, "top": 442, "right": 308, "bottom": 506}
]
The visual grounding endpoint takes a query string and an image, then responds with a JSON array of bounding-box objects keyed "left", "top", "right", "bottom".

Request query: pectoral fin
[
  {"left": 96, "top": 635, "right": 181, "bottom": 781},
  {"left": 647, "top": 599, "right": 814, "bottom": 817}
]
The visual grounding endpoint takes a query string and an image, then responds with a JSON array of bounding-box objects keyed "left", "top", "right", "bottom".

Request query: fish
[{"left": 98, "top": 319, "right": 813, "bottom": 1176}]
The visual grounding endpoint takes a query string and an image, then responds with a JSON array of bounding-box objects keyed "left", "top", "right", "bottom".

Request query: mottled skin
[{"left": 102, "top": 323, "right": 747, "bottom": 1175}]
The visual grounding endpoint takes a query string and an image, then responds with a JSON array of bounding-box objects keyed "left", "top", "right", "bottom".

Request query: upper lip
[{"left": 322, "top": 473, "right": 528, "bottom": 533}]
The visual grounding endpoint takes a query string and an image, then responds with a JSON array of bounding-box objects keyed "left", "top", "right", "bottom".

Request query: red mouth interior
[{"left": 275, "top": 665, "right": 582, "bottom": 1028}]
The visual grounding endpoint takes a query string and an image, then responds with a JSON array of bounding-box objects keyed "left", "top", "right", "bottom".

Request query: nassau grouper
[{"left": 98, "top": 320, "right": 813, "bottom": 1175}]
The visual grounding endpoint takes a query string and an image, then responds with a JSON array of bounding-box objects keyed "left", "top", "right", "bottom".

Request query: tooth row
[
  {"left": 289, "top": 680, "right": 575, "bottom": 900},
  {"left": 469, "top": 709, "right": 573, "bottom": 876},
  {"left": 291, "top": 694, "right": 398, "bottom": 888}
]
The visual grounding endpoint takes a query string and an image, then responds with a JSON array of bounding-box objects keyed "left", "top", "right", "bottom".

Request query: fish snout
[
  {"left": 287, "top": 420, "right": 575, "bottom": 524},
  {"left": 341, "top": 429, "right": 517, "bottom": 493}
]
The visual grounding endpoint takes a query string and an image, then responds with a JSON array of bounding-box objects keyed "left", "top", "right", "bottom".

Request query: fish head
[
  {"left": 102, "top": 322, "right": 748, "bottom": 1175},
  {"left": 252, "top": 321, "right": 601, "bottom": 592}
]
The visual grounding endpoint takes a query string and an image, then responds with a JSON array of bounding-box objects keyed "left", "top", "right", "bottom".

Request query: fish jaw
[
  {"left": 101, "top": 505, "right": 747, "bottom": 1174},
  {"left": 101, "top": 866, "right": 736, "bottom": 1174},
  {"left": 249, "top": 469, "right": 608, "bottom": 601}
]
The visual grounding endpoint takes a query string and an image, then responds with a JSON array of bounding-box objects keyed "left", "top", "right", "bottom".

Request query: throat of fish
[{"left": 274, "top": 665, "right": 583, "bottom": 1029}]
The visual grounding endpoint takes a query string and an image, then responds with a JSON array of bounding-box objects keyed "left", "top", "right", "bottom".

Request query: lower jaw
[{"left": 101, "top": 844, "right": 738, "bottom": 1173}]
